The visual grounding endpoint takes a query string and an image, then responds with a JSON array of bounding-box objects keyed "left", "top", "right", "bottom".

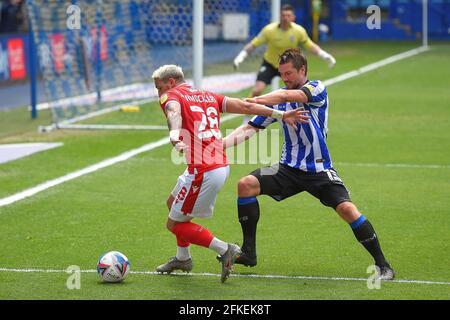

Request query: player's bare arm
[
  {"left": 165, "top": 101, "right": 188, "bottom": 153},
  {"left": 224, "top": 97, "right": 309, "bottom": 127},
  {"left": 223, "top": 124, "right": 259, "bottom": 149},
  {"left": 247, "top": 89, "right": 309, "bottom": 106}
]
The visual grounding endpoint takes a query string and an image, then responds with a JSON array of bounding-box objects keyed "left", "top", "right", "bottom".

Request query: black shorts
[
  {"left": 250, "top": 163, "right": 351, "bottom": 209},
  {"left": 256, "top": 60, "right": 280, "bottom": 85}
]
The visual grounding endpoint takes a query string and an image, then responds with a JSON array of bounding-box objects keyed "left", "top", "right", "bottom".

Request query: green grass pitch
[{"left": 0, "top": 42, "right": 449, "bottom": 300}]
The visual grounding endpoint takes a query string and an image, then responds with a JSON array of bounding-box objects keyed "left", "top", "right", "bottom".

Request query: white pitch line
[
  {"left": 0, "top": 46, "right": 430, "bottom": 208},
  {"left": 335, "top": 162, "right": 450, "bottom": 170},
  {"left": 323, "top": 46, "right": 429, "bottom": 87},
  {"left": 56, "top": 124, "right": 168, "bottom": 130},
  {"left": 0, "top": 138, "right": 169, "bottom": 207},
  {"left": 0, "top": 267, "right": 449, "bottom": 286},
  {"left": 0, "top": 114, "right": 239, "bottom": 208}
]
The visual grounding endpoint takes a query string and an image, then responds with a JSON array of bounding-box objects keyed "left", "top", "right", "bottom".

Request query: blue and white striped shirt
[{"left": 249, "top": 80, "right": 332, "bottom": 173}]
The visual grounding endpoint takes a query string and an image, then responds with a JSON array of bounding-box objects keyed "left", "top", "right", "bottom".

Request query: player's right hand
[
  {"left": 173, "top": 141, "right": 189, "bottom": 153},
  {"left": 282, "top": 108, "right": 310, "bottom": 127},
  {"left": 233, "top": 50, "right": 248, "bottom": 70},
  {"left": 233, "top": 57, "right": 241, "bottom": 70}
]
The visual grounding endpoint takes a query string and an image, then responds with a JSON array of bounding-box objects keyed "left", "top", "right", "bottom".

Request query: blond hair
[{"left": 152, "top": 65, "right": 184, "bottom": 82}]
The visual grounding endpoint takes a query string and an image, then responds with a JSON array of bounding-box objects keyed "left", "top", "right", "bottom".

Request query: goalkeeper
[{"left": 233, "top": 4, "right": 336, "bottom": 112}]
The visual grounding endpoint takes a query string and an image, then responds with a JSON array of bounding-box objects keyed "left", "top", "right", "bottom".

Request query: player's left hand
[
  {"left": 283, "top": 108, "right": 310, "bottom": 127},
  {"left": 318, "top": 50, "right": 336, "bottom": 68},
  {"left": 326, "top": 55, "right": 336, "bottom": 68}
]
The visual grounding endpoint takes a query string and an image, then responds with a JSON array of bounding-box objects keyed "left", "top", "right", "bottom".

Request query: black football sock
[
  {"left": 350, "top": 215, "right": 388, "bottom": 267},
  {"left": 237, "top": 197, "right": 260, "bottom": 256}
]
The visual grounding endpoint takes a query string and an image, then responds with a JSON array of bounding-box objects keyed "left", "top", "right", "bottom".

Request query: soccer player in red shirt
[{"left": 152, "top": 64, "right": 309, "bottom": 282}]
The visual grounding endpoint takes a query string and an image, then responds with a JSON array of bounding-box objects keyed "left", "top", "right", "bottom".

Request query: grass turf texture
[{"left": 0, "top": 42, "right": 449, "bottom": 299}]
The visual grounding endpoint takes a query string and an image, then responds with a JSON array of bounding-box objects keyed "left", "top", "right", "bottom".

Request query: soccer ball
[{"left": 97, "top": 251, "right": 130, "bottom": 283}]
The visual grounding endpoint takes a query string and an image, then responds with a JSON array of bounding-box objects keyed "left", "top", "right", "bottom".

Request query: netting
[
  {"left": 27, "top": 0, "right": 154, "bottom": 123},
  {"left": 26, "top": 0, "right": 272, "bottom": 127}
]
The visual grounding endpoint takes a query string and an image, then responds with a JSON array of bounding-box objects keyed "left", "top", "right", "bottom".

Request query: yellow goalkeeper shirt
[{"left": 250, "top": 22, "right": 314, "bottom": 68}]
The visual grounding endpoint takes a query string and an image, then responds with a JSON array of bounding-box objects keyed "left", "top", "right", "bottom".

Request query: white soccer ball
[{"left": 97, "top": 251, "right": 130, "bottom": 283}]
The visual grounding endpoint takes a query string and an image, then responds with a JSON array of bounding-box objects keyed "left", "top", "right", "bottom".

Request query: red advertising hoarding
[
  {"left": 7, "top": 38, "right": 26, "bottom": 80},
  {"left": 51, "top": 34, "right": 65, "bottom": 73}
]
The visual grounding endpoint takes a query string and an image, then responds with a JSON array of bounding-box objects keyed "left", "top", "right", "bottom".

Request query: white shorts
[{"left": 169, "top": 165, "right": 230, "bottom": 222}]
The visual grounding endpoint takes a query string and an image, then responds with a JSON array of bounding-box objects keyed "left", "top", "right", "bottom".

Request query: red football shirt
[{"left": 159, "top": 83, "right": 228, "bottom": 174}]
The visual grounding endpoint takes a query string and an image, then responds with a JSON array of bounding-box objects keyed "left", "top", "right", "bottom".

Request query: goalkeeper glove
[
  {"left": 318, "top": 50, "right": 336, "bottom": 68},
  {"left": 233, "top": 50, "right": 248, "bottom": 70}
]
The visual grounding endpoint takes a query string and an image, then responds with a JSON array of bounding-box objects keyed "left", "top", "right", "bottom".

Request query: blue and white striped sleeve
[
  {"left": 301, "top": 80, "right": 327, "bottom": 107},
  {"left": 248, "top": 113, "right": 278, "bottom": 129}
]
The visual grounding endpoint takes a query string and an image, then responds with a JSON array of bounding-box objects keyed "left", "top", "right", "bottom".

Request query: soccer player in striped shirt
[
  {"left": 221, "top": 48, "right": 395, "bottom": 280},
  {"left": 152, "top": 64, "right": 309, "bottom": 283}
]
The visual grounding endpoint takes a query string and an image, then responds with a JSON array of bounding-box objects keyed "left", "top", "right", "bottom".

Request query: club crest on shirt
[{"left": 160, "top": 94, "right": 168, "bottom": 104}]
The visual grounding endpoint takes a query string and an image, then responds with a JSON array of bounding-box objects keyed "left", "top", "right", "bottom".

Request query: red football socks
[{"left": 172, "top": 222, "right": 214, "bottom": 248}]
